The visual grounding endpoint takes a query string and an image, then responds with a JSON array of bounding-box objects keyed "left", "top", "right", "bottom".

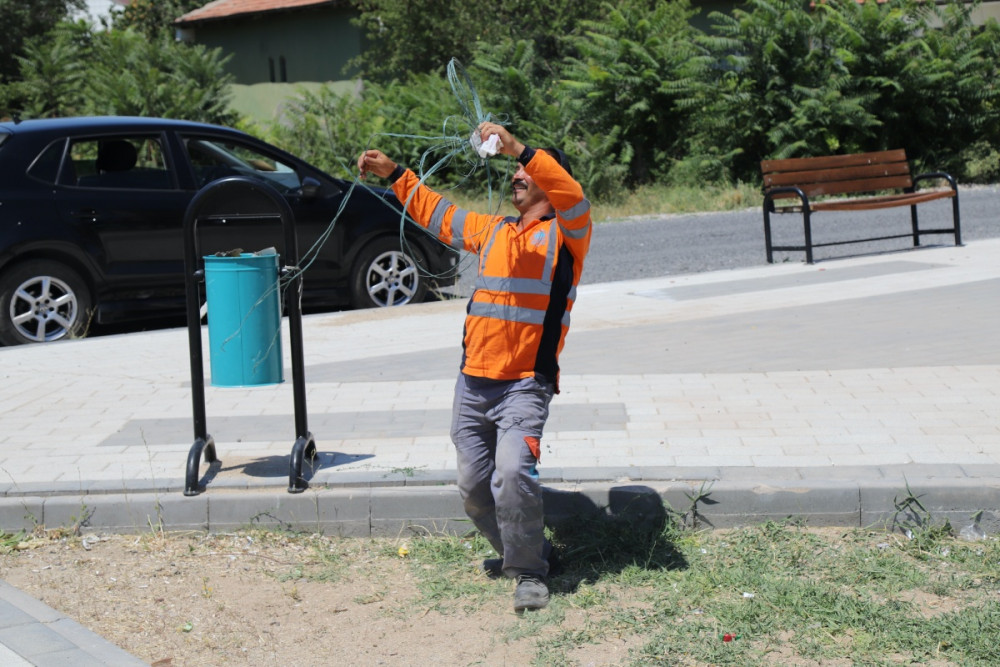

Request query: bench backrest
[{"left": 761, "top": 149, "right": 913, "bottom": 200}]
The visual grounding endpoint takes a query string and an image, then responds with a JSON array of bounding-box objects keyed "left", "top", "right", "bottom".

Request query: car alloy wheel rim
[
  {"left": 9, "top": 275, "right": 79, "bottom": 342},
  {"left": 366, "top": 250, "right": 418, "bottom": 307}
]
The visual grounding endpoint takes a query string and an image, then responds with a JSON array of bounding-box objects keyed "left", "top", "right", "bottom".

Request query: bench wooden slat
[
  {"left": 763, "top": 162, "right": 912, "bottom": 189},
  {"left": 768, "top": 174, "right": 916, "bottom": 199},
  {"left": 760, "top": 148, "right": 907, "bottom": 174},
  {"left": 773, "top": 189, "right": 955, "bottom": 213}
]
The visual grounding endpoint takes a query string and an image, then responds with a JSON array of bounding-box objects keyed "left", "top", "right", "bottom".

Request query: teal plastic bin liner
[{"left": 204, "top": 252, "right": 284, "bottom": 387}]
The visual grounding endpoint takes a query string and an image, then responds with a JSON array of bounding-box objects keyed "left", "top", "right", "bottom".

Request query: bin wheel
[
  {"left": 350, "top": 237, "right": 427, "bottom": 308},
  {"left": 0, "top": 260, "right": 93, "bottom": 345}
]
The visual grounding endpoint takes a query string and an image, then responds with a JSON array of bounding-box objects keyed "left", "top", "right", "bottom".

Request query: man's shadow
[{"left": 543, "top": 485, "right": 690, "bottom": 592}]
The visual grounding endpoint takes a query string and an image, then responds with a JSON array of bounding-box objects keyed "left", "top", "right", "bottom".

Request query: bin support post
[
  {"left": 283, "top": 234, "right": 315, "bottom": 493},
  {"left": 182, "top": 176, "right": 316, "bottom": 496},
  {"left": 183, "top": 215, "right": 216, "bottom": 496}
]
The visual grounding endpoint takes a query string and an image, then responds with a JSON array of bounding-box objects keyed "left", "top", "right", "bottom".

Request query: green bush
[
  {"left": 2, "top": 20, "right": 236, "bottom": 125},
  {"left": 675, "top": 0, "right": 1000, "bottom": 184}
]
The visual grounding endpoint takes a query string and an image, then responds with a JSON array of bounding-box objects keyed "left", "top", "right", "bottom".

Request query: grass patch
[
  {"left": 447, "top": 181, "right": 762, "bottom": 224},
  {"left": 7, "top": 513, "right": 996, "bottom": 664},
  {"left": 389, "top": 518, "right": 1000, "bottom": 665}
]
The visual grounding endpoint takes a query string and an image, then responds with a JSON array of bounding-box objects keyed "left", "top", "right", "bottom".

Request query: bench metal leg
[
  {"left": 952, "top": 191, "right": 962, "bottom": 246},
  {"left": 763, "top": 206, "right": 774, "bottom": 263},
  {"left": 910, "top": 204, "right": 921, "bottom": 247},
  {"left": 803, "top": 210, "right": 814, "bottom": 264}
]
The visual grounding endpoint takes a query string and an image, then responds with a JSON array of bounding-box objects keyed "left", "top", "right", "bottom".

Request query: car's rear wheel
[
  {"left": 0, "top": 260, "right": 93, "bottom": 345},
  {"left": 350, "top": 238, "right": 428, "bottom": 308}
]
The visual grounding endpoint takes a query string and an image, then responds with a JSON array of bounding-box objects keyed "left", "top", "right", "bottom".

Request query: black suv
[{"left": 0, "top": 116, "right": 458, "bottom": 345}]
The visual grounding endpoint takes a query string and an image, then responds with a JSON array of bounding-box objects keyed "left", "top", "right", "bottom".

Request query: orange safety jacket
[{"left": 391, "top": 149, "right": 592, "bottom": 390}]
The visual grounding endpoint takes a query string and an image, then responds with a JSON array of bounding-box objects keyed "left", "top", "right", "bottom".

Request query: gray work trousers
[{"left": 450, "top": 372, "right": 555, "bottom": 578}]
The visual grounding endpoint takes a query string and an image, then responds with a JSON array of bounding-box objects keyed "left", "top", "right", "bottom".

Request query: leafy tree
[
  {"left": 110, "top": 0, "right": 203, "bottom": 39},
  {"left": 675, "top": 0, "right": 1000, "bottom": 183},
  {"left": 673, "top": 0, "right": 866, "bottom": 182},
  {"left": 86, "top": 30, "right": 237, "bottom": 123},
  {"left": 0, "top": 0, "right": 84, "bottom": 84},
  {"left": 560, "top": 0, "right": 699, "bottom": 187},
  {"left": 5, "top": 21, "right": 236, "bottom": 126},
  {"left": 351, "top": 0, "right": 605, "bottom": 82},
  {"left": 3, "top": 21, "right": 93, "bottom": 119}
]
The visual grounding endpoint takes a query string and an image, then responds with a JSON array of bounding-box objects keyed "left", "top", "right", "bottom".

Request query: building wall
[{"left": 180, "top": 6, "right": 361, "bottom": 85}]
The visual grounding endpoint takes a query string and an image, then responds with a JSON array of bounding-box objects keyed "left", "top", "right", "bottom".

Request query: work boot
[
  {"left": 482, "top": 546, "right": 563, "bottom": 579},
  {"left": 481, "top": 557, "right": 504, "bottom": 578},
  {"left": 513, "top": 574, "right": 549, "bottom": 612}
]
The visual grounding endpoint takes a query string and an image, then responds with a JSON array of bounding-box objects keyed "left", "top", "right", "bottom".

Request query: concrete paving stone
[
  {"left": 859, "top": 479, "right": 1000, "bottom": 532},
  {"left": 879, "top": 463, "right": 970, "bottom": 479},
  {"left": 400, "top": 469, "right": 457, "bottom": 486},
  {"left": 36, "top": 493, "right": 206, "bottom": 534},
  {"left": 0, "top": 496, "right": 45, "bottom": 533},
  {"left": 621, "top": 456, "right": 683, "bottom": 467},
  {"left": 0, "top": 623, "right": 79, "bottom": 661},
  {"left": 0, "top": 582, "right": 146, "bottom": 666},
  {"left": 628, "top": 445, "right": 682, "bottom": 460},
  {"left": 752, "top": 454, "right": 832, "bottom": 467},
  {"left": 910, "top": 452, "right": 998, "bottom": 465},
  {"left": 42, "top": 617, "right": 146, "bottom": 666},
  {"left": 818, "top": 434, "right": 899, "bottom": 447},
  {"left": 0, "top": 600, "right": 40, "bottom": 628},
  {"left": 698, "top": 480, "right": 862, "bottom": 528},
  {"left": 560, "top": 467, "right": 636, "bottom": 482},
  {"left": 537, "top": 468, "right": 566, "bottom": 483},
  {"left": 369, "top": 488, "right": 466, "bottom": 537},
  {"left": 718, "top": 466, "right": 803, "bottom": 482},
  {"left": 795, "top": 466, "right": 886, "bottom": 480},
  {"left": 675, "top": 454, "right": 757, "bottom": 467},
  {"left": 4, "top": 481, "right": 92, "bottom": 497},
  {"left": 959, "top": 463, "right": 1000, "bottom": 478},
  {"left": 206, "top": 490, "right": 324, "bottom": 531}
]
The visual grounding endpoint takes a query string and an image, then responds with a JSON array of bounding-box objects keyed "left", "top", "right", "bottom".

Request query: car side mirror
[{"left": 299, "top": 176, "right": 322, "bottom": 199}]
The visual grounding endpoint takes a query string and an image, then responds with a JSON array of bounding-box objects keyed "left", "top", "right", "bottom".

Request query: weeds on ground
[
  {"left": 8, "top": 492, "right": 997, "bottom": 665},
  {"left": 0, "top": 529, "right": 26, "bottom": 554},
  {"left": 382, "top": 509, "right": 1000, "bottom": 666}
]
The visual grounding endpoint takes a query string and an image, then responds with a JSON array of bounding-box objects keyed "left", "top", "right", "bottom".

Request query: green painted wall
[{"left": 183, "top": 6, "right": 361, "bottom": 85}]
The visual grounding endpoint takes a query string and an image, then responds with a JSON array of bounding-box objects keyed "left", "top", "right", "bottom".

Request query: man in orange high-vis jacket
[{"left": 357, "top": 121, "right": 592, "bottom": 612}]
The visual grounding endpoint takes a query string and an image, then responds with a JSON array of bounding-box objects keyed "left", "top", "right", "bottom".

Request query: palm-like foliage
[
  {"left": 86, "top": 30, "right": 236, "bottom": 124},
  {"left": 675, "top": 0, "right": 1000, "bottom": 182},
  {"left": 559, "top": 0, "right": 697, "bottom": 187}
]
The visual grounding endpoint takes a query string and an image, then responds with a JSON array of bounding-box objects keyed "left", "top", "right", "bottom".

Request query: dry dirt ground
[{"left": 1, "top": 529, "right": 640, "bottom": 667}]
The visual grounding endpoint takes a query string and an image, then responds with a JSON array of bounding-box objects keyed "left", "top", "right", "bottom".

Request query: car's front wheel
[
  {"left": 0, "top": 260, "right": 93, "bottom": 345},
  {"left": 350, "top": 238, "right": 428, "bottom": 308}
]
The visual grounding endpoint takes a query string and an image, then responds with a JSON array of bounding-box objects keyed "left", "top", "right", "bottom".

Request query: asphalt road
[
  {"left": 77, "top": 184, "right": 1000, "bottom": 339},
  {"left": 581, "top": 184, "right": 999, "bottom": 283}
]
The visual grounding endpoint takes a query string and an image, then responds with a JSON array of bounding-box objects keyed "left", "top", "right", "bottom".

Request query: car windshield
[{"left": 183, "top": 136, "right": 302, "bottom": 193}]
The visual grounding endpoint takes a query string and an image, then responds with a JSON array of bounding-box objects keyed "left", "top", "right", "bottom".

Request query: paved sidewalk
[
  {"left": 1, "top": 239, "right": 999, "bottom": 664},
  {"left": 2, "top": 239, "right": 999, "bottom": 531}
]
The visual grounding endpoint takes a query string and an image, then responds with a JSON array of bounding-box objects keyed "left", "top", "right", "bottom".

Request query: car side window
[
  {"left": 182, "top": 136, "right": 302, "bottom": 193},
  {"left": 71, "top": 136, "right": 173, "bottom": 190},
  {"left": 27, "top": 140, "right": 66, "bottom": 184}
]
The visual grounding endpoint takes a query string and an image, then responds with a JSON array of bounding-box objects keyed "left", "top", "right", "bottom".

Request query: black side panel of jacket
[{"left": 534, "top": 244, "right": 575, "bottom": 387}]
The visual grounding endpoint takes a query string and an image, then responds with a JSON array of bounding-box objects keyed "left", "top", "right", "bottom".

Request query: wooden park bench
[{"left": 760, "top": 149, "right": 961, "bottom": 263}]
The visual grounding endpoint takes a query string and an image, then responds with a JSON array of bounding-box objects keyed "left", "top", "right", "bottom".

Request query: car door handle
[{"left": 71, "top": 208, "right": 99, "bottom": 221}]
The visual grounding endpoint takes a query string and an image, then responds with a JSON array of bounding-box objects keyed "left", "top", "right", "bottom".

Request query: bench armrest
[
  {"left": 912, "top": 171, "right": 957, "bottom": 193},
  {"left": 763, "top": 185, "right": 810, "bottom": 213}
]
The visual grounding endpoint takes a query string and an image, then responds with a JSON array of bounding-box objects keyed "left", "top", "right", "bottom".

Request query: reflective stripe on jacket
[{"left": 392, "top": 149, "right": 592, "bottom": 388}]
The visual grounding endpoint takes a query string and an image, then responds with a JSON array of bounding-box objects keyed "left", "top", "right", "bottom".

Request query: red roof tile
[{"left": 177, "top": 0, "right": 335, "bottom": 24}]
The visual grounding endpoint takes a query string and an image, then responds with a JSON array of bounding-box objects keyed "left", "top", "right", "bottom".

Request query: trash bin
[{"left": 203, "top": 251, "right": 284, "bottom": 387}]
